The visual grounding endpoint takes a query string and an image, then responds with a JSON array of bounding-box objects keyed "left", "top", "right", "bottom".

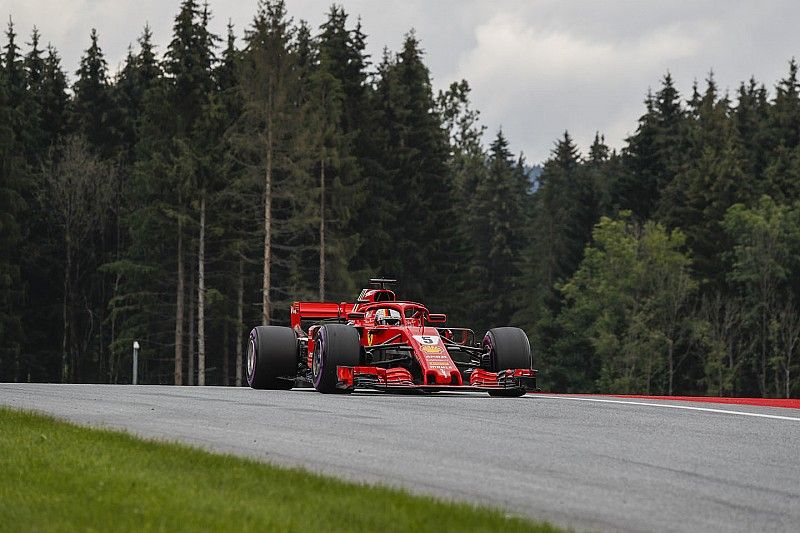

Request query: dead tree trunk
[
  {"left": 262, "top": 127, "right": 273, "bottom": 326},
  {"left": 319, "top": 158, "right": 325, "bottom": 301},
  {"left": 223, "top": 318, "right": 230, "bottom": 386},
  {"left": 197, "top": 194, "right": 206, "bottom": 386},
  {"left": 235, "top": 252, "right": 244, "bottom": 387},
  {"left": 187, "top": 268, "right": 195, "bottom": 386},
  {"left": 667, "top": 339, "right": 674, "bottom": 396},
  {"left": 174, "top": 210, "right": 185, "bottom": 386},
  {"left": 13, "top": 339, "right": 19, "bottom": 382},
  {"left": 61, "top": 233, "right": 71, "bottom": 383},
  {"left": 110, "top": 203, "right": 122, "bottom": 383}
]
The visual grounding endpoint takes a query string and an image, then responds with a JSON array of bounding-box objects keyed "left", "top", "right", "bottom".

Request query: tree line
[{"left": 1, "top": 1, "right": 799, "bottom": 397}]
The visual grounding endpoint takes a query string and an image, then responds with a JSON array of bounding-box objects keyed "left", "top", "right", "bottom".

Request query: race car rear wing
[{"left": 290, "top": 301, "right": 357, "bottom": 330}]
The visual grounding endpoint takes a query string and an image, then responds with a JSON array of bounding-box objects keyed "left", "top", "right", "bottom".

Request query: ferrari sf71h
[{"left": 246, "top": 279, "right": 537, "bottom": 396}]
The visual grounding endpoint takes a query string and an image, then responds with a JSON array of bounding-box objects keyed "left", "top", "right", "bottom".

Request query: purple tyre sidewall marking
[
  {"left": 312, "top": 327, "right": 326, "bottom": 388},
  {"left": 246, "top": 329, "right": 257, "bottom": 386},
  {"left": 482, "top": 331, "right": 495, "bottom": 370}
]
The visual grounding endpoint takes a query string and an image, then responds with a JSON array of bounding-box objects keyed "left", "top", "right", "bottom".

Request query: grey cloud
[{"left": 5, "top": 0, "right": 800, "bottom": 162}]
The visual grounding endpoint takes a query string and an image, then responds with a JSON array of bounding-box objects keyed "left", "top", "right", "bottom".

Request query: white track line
[{"left": 532, "top": 395, "right": 800, "bottom": 422}]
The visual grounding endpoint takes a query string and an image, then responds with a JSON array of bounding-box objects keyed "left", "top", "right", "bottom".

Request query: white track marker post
[{"left": 132, "top": 341, "right": 140, "bottom": 385}]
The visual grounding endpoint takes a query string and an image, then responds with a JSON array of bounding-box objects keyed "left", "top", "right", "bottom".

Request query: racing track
[{"left": 1, "top": 384, "right": 798, "bottom": 532}]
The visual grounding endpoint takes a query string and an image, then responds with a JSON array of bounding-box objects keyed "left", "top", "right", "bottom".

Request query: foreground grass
[{"left": 0, "top": 408, "right": 559, "bottom": 532}]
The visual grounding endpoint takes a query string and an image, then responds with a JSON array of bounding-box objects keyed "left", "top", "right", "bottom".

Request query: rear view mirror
[
  {"left": 347, "top": 312, "right": 365, "bottom": 320},
  {"left": 427, "top": 313, "right": 447, "bottom": 324}
]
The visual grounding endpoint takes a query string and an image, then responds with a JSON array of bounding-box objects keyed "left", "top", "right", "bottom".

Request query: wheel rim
[
  {"left": 312, "top": 339, "right": 323, "bottom": 382},
  {"left": 482, "top": 333, "right": 496, "bottom": 370},
  {"left": 246, "top": 336, "right": 256, "bottom": 379}
]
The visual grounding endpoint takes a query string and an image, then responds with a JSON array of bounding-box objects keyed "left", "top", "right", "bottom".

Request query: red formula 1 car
[{"left": 246, "top": 279, "right": 537, "bottom": 396}]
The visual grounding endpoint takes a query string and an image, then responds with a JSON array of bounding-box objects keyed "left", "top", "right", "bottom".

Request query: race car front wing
[{"left": 336, "top": 366, "right": 537, "bottom": 393}]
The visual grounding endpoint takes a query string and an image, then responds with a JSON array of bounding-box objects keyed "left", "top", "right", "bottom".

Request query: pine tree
[
  {"left": 165, "top": 0, "right": 216, "bottom": 135},
  {"left": 306, "top": 43, "right": 344, "bottom": 300},
  {"left": 69, "top": 29, "right": 130, "bottom": 382},
  {"left": 466, "top": 131, "right": 529, "bottom": 333},
  {"left": 436, "top": 79, "right": 487, "bottom": 321},
  {"left": 1, "top": 18, "right": 34, "bottom": 382},
  {"left": 38, "top": 45, "right": 69, "bottom": 150},
  {"left": 438, "top": 80, "right": 485, "bottom": 191},
  {"left": 515, "top": 132, "right": 601, "bottom": 390},
  {"left": 230, "top": 0, "right": 306, "bottom": 325},
  {"left": 165, "top": 0, "right": 217, "bottom": 385},
  {"left": 530, "top": 131, "right": 594, "bottom": 301},
  {"left": 15, "top": 39, "right": 68, "bottom": 383},
  {"left": 317, "top": 6, "right": 369, "bottom": 134},
  {"left": 0, "top": 53, "right": 25, "bottom": 381},
  {"left": 764, "top": 60, "right": 800, "bottom": 204},
  {"left": 587, "top": 132, "right": 619, "bottom": 215},
  {"left": 310, "top": 6, "right": 372, "bottom": 300},
  {"left": 22, "top": 27, "right": 46, "bottom": 163},
  {"left": 107, "top": 65, "right": 173, "bottom": 384},
  {"left": 188, "top": 2, "right": 222, "bottom": 387},
  {"left": 214, "top": 21, "right": 249, "bottom": 385},
  {"left": 107, "top": 26, "right": 162, "bottom": 382},
  {"left": 116, "top": 0, "right": 219, "bottom": 385},
  {"left": 588, "top": 132, "right": 609, "bottom": 164},
  {"left": 659, "top": 75, "right": 750, "bottom": 286},
  {"left": 71, "top": 29, "right": 118, "bottom": 157},
  {"left": 115, "top": 24, "right": 163, "bottom": 157},
  {"left": 2, "top": 19, "right": 37, "bottom": 164},
  {"left": 369, "top": 32, "right": 454, "bottom": 304},
  {"left": 215, "top": 22, "right": 238, "bottom": 94},
  {"left": 23, "top": 28, "right": 44, "bottom": 89},
  {"left": 3, "top": 19, "right": 25, "bottom": 105},
  {"left": 768, "top": 59, "right": 800, "bottom": 150},
  {"left": 299, "top": 8, "right": 368, "bottom": 301},
  {"left": 617, "top": 74, "right": 689, "bottom": 220},
  {"left": 734, "top": 77, "right": 770, "bottom": 185},
  {"left": 348, "top": 48, "right": 397, "bottom": 283}
]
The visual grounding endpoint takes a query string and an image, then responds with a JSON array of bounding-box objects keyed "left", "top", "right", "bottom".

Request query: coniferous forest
[{"left": 2, "top": 1, "right": 800, "bottom": 398}]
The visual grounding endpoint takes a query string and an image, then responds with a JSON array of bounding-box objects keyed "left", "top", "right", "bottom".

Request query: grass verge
[{"left": 0, "top": 407, "right": 559, "bottom": 532}]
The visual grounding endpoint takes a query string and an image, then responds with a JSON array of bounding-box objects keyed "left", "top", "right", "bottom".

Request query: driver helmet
[{"left": 376, "top": 308, "right": 401, "bottom": 326}]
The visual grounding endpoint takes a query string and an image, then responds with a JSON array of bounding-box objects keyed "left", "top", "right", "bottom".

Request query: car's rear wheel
[
  {"left": 483, "top": 327, "right": 532, "bottom": 397},
  {"left": 246, "top": 326, "right": 297, "bottom": 390},
  {"left": 312, "top": 324, "right": 361, "bottom": 394}
]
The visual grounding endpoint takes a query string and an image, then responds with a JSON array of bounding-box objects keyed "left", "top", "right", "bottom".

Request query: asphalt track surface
[{"left": 2, "top": 384, "right": 799, "bottom": 532}]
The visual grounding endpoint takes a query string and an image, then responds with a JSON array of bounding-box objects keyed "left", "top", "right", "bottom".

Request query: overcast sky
[{"left": 4, "top": 0, "right": 800, "bottom": 163}]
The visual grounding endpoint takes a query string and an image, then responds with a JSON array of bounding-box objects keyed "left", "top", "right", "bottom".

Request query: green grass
[{"left": 0, "top": 407, "right": 559, "bottom": 532}]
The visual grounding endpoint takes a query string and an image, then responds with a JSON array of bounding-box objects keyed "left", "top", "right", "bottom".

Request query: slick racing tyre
[
  {"left": 312, "top": 324, "right": 361, "bottom": 394},
  {"left": 246, "top": 326, "right": 297, "bottom": 390},
  {"left": 483, "top": 327, "right": 532, "bottom": 371},
  {"left": 483, "top": 327, "right": 532, "bottom": 397}
]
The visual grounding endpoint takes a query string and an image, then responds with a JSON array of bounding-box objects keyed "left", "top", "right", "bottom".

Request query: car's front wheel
[{"left": 483, "top": 327, "right": 532, "bottom": 397}]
